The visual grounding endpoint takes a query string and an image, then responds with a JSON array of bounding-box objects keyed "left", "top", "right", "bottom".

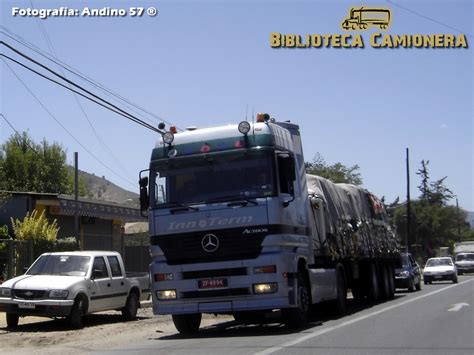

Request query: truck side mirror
[{"left": 139, "top": 176, "right": 149, "bottom": 213}]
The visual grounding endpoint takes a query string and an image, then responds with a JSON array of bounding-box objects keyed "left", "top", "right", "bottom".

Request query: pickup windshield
[
  {"left": 151, "top": 149, "right": 275, "bottom": 207},
  {"left": 26, "top": 255, "right": 91, "bottom": 276}
]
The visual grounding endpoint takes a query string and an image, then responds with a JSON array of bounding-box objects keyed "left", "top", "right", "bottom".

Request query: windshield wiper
[
  {"left": 164, "top": 202, "right": 199, "bottom": 213},
  {"left": 206, "top": 195, "right": 258, "bottom": 206}
]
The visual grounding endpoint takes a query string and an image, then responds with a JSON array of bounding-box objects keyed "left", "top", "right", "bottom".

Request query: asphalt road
[{"left": 101, "top": 275, "right": 474, "bottom": 355}]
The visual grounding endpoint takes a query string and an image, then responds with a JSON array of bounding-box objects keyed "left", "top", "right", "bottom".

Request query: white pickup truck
[{"left": 0, "top": 251, "right": 150, "bottom": 328}]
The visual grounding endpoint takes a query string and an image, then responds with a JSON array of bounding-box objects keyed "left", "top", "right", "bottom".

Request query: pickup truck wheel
[
  {"left": 283, "top": 273, "right": 310, "bottom": 328},
  {"left": 69, "top": 297, "right": 85, "bottom": 329},
  {"left": 122, "top": 292, "right": 139, "bottom": 321},
  {"left": 172, "top": 313, "right": 202, "bottom": 335},
  {"left": 6, "top": 313, "right": 19, "bottom": 328}
]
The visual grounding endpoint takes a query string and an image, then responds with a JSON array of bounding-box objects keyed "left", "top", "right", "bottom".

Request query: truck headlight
[
  {"left": 49, "top": 290, "right": 69, "bottom": 299},
  {"left": 253, "top": 283, "right": 278, "bottom": 294},
  {"left": 0, "top": 287, "right": 11, "bottom": 297},
  {"left": 156, "top": 290, "right": 176, "bottom": 300}
]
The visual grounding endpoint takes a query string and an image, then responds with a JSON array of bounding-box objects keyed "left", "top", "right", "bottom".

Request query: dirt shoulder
[{"left": 0, "top": 306, "right": 232, "bottom": 354}]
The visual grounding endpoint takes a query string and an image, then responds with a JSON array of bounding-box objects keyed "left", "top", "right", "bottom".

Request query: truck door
[
  {"left": 107, "top": 255, "right": 128, "bottom": 308},
  {"left": 89, "top": 256, "right": 114, "bottom": 312}
]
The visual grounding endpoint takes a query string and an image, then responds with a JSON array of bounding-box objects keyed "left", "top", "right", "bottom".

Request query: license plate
[
  {"left": 18, "top": 301, "right": 35, "bottom": 309},
  {"left": 434, "top": 275, "right": 442, "bottom": 279},
  {"left": 198, "top": 278, "right": 228, "bottom": 289}
]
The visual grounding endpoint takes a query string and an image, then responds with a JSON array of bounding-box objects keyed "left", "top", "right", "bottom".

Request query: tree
[
  {"left": 393, "top": 160, "right": 467, "bottom": 259},
  {"left": 305, "top": 153, "right": 363, "bottom": 185},
  {"left": 0, "top": 132, "right": 87, "bottom": 195}
]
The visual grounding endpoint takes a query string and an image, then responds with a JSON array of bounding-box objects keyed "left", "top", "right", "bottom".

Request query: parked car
[
  {"left": 454, "top": 253, "right": 474, "bottom": 275},
  {"left": 423, "top": 257, "right": 458, "bottom": 284},
  {"left": 0, "top": 251, "right": 150, "bottom": 329},
  {"left": 394, "top": 253, "right": 421, "bottom": 292}
]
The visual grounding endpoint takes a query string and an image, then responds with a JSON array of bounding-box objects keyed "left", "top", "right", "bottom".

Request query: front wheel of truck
[
  {"left": 283, "top": 273, "right": 310, "bottom": 329},
  {"left": 6, "top": 313, "right": 19, "bottom": 328},
  {"left": 172, "top": 313, "right": 202, "bottom": 335}
]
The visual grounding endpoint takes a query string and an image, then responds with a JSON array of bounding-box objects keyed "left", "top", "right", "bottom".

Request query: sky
[{"left": 1, "top": 0, "right": 472, "bottom": 210}]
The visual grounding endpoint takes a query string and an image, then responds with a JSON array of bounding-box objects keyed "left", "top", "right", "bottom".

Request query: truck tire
[
  {"left": 367, "top": 263, "right": 380, "bottom": 302},
  {"left": 331, "top": 269, "right": 347, "bottom": 315},
  {"left": 122, "top": 292, "right": 139, "bottom": 321},
  {"left": 387, "top": 265, "right": 395, "bottom": 299},
  {"left": 69, "top": 296, "right": 85, "bottom": 329},
  {"left": 6, "top": 313, "right": 19, "bottom": 328},
  {"left": 172, "top": 313, "right": 202, "bottom": 335},
  {"left": 283, "top": 273, "right": 310, "bottom": 328},
  {"left": 380, "top": 265, "right": 391, "bottom": 300}
]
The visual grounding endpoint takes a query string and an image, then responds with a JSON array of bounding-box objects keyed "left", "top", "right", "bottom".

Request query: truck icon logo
[
  {"left": 201, "top": 234, "right": 219, "bottom": 253},
  {"left": 341, "top": 7, "right": 391, "bottom": 31}
]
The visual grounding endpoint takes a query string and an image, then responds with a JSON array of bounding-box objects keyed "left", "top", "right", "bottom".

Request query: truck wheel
[
  {"left": 172, "top": 313, "right": 202, "bottom": 335},
  {"left": 380, "top": 266, "right": 391, "bottom": 300},
  {"left": 283, "top": 273, "right": 310, "bottom": 328},
  {"left": 387, "top": 265, "right": 395, "bottom": 299},
  {"left": 69, "top": 297, "right": 85, "bottom": 329},
  {"left": 122, "top": 292, "right": 139, "bottom": 321},
  {"left": 331, "top": 269, "right": 347, "bottom": 315},
  {"left": 367, "top": 263, "right": 380, "bottom": 302},
  {"left": 6, "top": 313, "right": 19, "bottom": 328}
]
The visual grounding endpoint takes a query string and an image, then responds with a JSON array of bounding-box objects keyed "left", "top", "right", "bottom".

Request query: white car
[{"left": 423, "top": 257, "right": 458, "bottom": 284}]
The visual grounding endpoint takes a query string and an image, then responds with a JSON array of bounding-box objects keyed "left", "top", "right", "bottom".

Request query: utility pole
[
  {"left": 74, "top": 152, "right": 79, "bottom": 247},
  {"left": 406, "top": 148, "right": 411, "bottom": 253},
  {"left": 456, "top": 198, "right": 461, "bottom": 242}
]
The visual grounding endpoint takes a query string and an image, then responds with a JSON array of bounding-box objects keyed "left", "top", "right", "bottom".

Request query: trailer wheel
[
  {"left": 172, "top": 313, "right": 202, "bottom": 335},
  {"left": 6, "top": 313, "right": 19, "bottom": 328},
  {"left": 283, "top": 273, "right": 310, "bottom": 328},
  {"left": 331, "top": 269, "right": 347, "bottom": 315},
  {"left": 122, "top": 291, "right": 139, "bottom": 321},
  {"left": 367, "top": 263, "right": 380, "bottom": 302},
  {"left": 387, "top": 265, "right": 395, "bottom": 299},
  {"left": 380, "top": 265, "right": 391, "bottom": 300}
]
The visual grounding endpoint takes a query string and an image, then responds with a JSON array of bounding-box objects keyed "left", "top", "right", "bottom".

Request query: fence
[
  {"left": 123, "top": 234, "right": 150, "bottom": 272},
  {"left": 0, "top": 239, "right": 34, "bottom": 281}
]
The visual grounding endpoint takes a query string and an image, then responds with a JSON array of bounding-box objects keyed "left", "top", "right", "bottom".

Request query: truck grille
[
  {"left": 182, "top": 267, "right": 247, "bottom": 280},
  {"left": 13, "top": 289, "right": 46, "bottom": 300},
  {"left": 151, "top": 229, "right": 266, "bottom": 265}
]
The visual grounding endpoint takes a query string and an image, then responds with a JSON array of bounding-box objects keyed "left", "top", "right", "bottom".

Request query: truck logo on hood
[{"left": 201, "top": 234, "right": 219, "bottom": 253}]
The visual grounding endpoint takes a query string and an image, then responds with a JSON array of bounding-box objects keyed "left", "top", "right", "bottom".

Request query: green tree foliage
[
  {"left": 305, "top": 153, "right": 363, "bottom": 185},
  {"left": 393, "top": 160, "right": 468, "bottom": 259},
  {"left": 0, "top": 132, "right": 87, "bottom": 195}
]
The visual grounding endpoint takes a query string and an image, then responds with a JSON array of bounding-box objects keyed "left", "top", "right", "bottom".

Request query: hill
[{"left": 75, "top": 169, "right": 139, "bottom": 207}]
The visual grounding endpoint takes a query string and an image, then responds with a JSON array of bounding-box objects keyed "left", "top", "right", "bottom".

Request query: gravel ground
[{"left": 0, "top": 304, "right": 233, "bottom": 354}]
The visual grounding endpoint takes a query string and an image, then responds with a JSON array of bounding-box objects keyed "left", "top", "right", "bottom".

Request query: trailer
[{"left": 139, "top": 114, "right": 400, "bottom": 334}]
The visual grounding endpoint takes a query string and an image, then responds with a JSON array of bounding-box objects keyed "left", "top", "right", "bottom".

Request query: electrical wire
[
  {"left": 2, "top": 59, "right": 137, "bottom": 188},
  {"left": 0, "top": 26, "right": 182, "bottom": 130},
  {"left": 0, "top": 43, "right": 160, "bottom": 133},
  {"left": 0, "top": 113, "right": 40, "bottom": 155}
]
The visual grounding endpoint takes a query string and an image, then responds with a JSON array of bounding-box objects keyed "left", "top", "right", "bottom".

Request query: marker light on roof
[
  {"left": 238, "top": 121, "right": 251, "bottom": 135},
  {"left": 163, "top": 132, "right": 174, "bottom": 144},
  {"left": 170, "top": 126, "right": 178, "bottom": 134}
]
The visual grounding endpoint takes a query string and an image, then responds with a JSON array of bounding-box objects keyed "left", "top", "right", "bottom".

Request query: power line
[
  {"left": 0, "top": 113, "right": 40, "bottom": 155},
  {"left": 27, "top": 2, "right": 133, "bottom": 178},
  {"left": 2, "top": 59, "right": 137, "bottom": 188},
  {"left": 0, "top": 42, "right": 160, "bottom": 133},
  {"left": 0, "top": 53, "right": 157, "bottom": 133},
  {"left": 0, "top": 26, "right": 182, "bottom": 131},
  {"left": 386, "top": 0, "right": 472, "bottom": 37}
]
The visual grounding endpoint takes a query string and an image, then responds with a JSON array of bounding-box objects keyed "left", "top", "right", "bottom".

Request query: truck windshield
[
  {"left": 151, "top": 150, "right": 275, "bottom": 207},
  {"left": 26, "top": 255, "right": 91, "bottom": 276}
]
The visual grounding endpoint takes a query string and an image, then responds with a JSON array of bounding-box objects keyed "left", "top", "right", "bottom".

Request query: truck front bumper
[
  {"left": 151, "top": 253, "right": 298, "bottom": 315},
  {"left": 0, "top": 297, "right": 74, "bottom": 317}
]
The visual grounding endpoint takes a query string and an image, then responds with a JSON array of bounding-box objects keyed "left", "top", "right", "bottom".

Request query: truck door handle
[{"left": 107, "top": 283, "right": 111, "bottom": 287}]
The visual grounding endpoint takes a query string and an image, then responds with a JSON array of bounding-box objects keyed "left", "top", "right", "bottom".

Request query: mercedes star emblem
[{"left": 201, "top": 234, "right": 219, "bottom": 253}]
